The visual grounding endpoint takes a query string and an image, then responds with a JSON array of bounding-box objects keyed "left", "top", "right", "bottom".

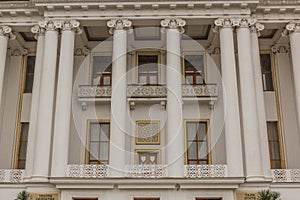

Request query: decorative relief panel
[
  {"left": 0, "top": 169, "right": 24, "bottom": 183},
  {"left": 182, "top": 84, "right": 218, "bottom": 97},
  {"left": 125, "top": 165, "right": 167, "bottom": 178},
  {"left": 67, "top": 164, "right": 108, "bottom": 178},
  {"left": 184, "top": 165, "right": 227, "bottom": 178},
  {"left": 127, "top": 85, "right": 167, "bottom": 98},
  {"left": 272, "top": 169, "right": 300, "bottom": 182},
  {"left": 136, "top": 121, "right": 160, "bottom": 145}
]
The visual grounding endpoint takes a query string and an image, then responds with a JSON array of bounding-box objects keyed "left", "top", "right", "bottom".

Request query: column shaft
[
  {"left": 218, "top": 23, "right": 244, "bottom": 177},
  {"left": 109, "top": 28, "right": 128, "bottom": 177},
  {"left": 51, "top": 25, "right": 77, "bottom": 177},
  {"left": 32, "top": 23, "right": 59, "bottom": 181},
  {"left": 25, "top": 29, "right": 45, "bottom": 178},
  {"left": 165, "top": 28, "right": 184, "bottom": 177},
  {"left": 236, "top": 20, "right": 264, "bottom": 180},
  {"left": 251, "top": 28, "right": 271, "bottom": 178}
]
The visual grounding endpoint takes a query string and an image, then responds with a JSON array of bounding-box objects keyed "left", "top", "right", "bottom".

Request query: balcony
[
  {"left": 125, "top": 165, "right": 168, "bottom": 178},
  {"left": 271, "top": 169, "right": 300, "bottom": 183},
  {"left": 78, "top": 84, "right": 218, "bottom": 110},
  {"left": 0, "top": 169, "right": 25, "bottom": 183},
  {"left": 184, "top": 165, "right": 228, "bottom": 178}
]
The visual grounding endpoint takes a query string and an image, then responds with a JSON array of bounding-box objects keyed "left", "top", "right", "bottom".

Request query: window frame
[
  {"left": 23, "top": 55, "right": 36, "bottom": 93},
  {"left": 260, "top": 52, "right": 275, "bottom": 91},
  {"left": 136, "top": 51, "right": 161, "bottom": 85},
  {"left": 182, "top": 52, "right": 207, "bottom": 85},
  {"left": 13, "top": 122, "right": 29, "bottom": 169},
  {"left": 184, "top": 119, "right": 211, "bottom": 165},
  {"left": 134, "top": 149, "right": 161, "bottom": 165},
  {"left": 90, "top": 53, "right": 112, "bottom": 86},
  {"left": 85, "top": 119, "right": 110, "bottom": 165},
  {"left": 266, "top": 121, "right": 286, "bottom": 169}
]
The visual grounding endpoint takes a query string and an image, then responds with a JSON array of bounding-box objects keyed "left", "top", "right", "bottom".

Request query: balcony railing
[
  {"left": 127, "top": 84, "right": 167, "bottom": 98},
  {"left": 0, "top": 169, "right": 24, "bottom": 183},
  {"left": 78, "top": 85, "right": 112, "bottom": 98},
  {"left": 67, "top": 164, "right": 108, "bottom": 178},
  {"left": 182, "top": 84, "right": 218, "bottom": 98},
  {"left": 271, "top": 169, "right": 300, "bottom": 182},
  {"left": 125, "top": 165, "right": 167, "bottom": 178},
  {"left": 184, "top": 165, "right": 227, "bottom": 178}
]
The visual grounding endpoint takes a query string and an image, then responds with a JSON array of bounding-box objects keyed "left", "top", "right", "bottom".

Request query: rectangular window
[
  {"left": 88, "top": 122, "right": 110, "bottom": 164},
  {"left": 92, "top": 56, "right": 112, "bottom": 86},
  {"left": 136, "top": 150, "right": 159, "bottom": 165},
  {"left": 24, "top": 56, "right": 36, "bottom": 93},
  {"left": 267, "top": 122, "right": 284, "bottom": 169},
  {"left": 186, "top": 121, "right": 209, "bottom": 164},
  {"left": 137, "top": 54, "right": 159, "bottom": 85},
  {"left": 260, "top": 53, "right": 274, "bottom": 91},
  {"left": 17, "top": 123, "right": 29, "bottom": 169},
  {"left": 184, "top": 54, "right": 205, "bottom": 85}
]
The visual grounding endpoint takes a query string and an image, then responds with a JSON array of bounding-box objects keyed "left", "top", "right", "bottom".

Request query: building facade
[{"left": 0, "top": 0, "right": 300, "bottom": 199}]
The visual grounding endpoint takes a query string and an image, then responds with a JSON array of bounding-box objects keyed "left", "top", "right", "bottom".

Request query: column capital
[
  {"left": 232, "top": 18, "right": 257, "bottom": 28},
  {"left": 61, "top": 20, "right": 82, "bottom": 34},
  {"left": 271, "top": 44, "right": 290, "bottom": 54},
  {"left": 0, "top": 25, "right": 16, "bottom": 40},
  {"left": 250, "top": 22, "right": 265, "bottom": 37},
  {"left": 214, "top": 18, "right": 257, "bottom": 30},
  {"left": 284, "top": 22, "right": 300, "bottom": 36},
  {"left": 31, "top": 24, "right": 46, "bottom": 40},
  {"left": 107, "top": 19, "right": 132, "bottom": 34},
  {"left": 160, "top": 18, "right": 186, "bottom": 33},
  {"left": 38, "top": 20, "right": 63, "bottom": 31},
  {"left": 214, "top": 18, "right": 236, "bottom": 29}
]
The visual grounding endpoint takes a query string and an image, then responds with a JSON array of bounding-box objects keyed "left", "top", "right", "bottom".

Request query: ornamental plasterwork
[
  {"left": 107, "top": 19, "right": 132, "bottom": 35},
  {"left": 160, "top": 18, "right": 186, "bottom": 33},
  {"left": 136, "top": 120, "right": 160, "bottom": 145},
  {"left": 0, "top": 26, "right": 15, "bottom": 40}
]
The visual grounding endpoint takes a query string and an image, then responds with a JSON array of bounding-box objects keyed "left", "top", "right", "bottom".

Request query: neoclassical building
[{"left": 0, "top": 0, "right": 300, "bottom": 200}]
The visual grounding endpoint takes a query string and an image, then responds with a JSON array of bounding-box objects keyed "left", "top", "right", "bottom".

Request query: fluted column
[
  {"left": 107, "top": 19, "right": 132, "bottom": 177},
  {"left": 31, "top": 21, "right": 60, "bottom": 182},
  {"left": 250, "top": 22, "right": 272, "bottom": 179},
  {"left": 0, "top": 26, "right": 15, "bottom": 112},
  {"left": 51, "top": 21, "right": 81, "bottom": 177},
  {"left": 24, "top": 25, "right": 45, "bottom": 179},
  {"left": 285, "top": 23, "right": 300, "bottom": 138},
  {"left": 214, "top": 19, "right": 244, "bottom": 177},
  {"left": 235, "top": 18, "right": 264, "bottom": 181},
  {"left": 161, "top": 18, "right": 186, "bottom": 177}
]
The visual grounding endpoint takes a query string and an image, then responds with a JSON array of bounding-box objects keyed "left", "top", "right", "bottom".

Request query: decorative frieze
[
  {"left": 136, "top": 120, "right": 160, "bottom": 145},
  {"left": 67, "top": 164, "right": 108, "bottom": 178},
  {"left": 0, "top": 169, "right": 24, "bottom": 183},
  {"left": 160, "top": 18, "right": 186, "bottom": 33},
  {"left": 184, "top": 165, "right": 228, "bottom": 178},
  {"left": 107, "top": 19, "right": 132, "bottom": 34},
  {"left": 272, "top": 169, "right": 300, "bottom": 182},
  {"left": 125, "top": 165, "right": 167, "bottom": 178},
  {"left": 0, "top": 25, "right": 15, "bottom": 39}
]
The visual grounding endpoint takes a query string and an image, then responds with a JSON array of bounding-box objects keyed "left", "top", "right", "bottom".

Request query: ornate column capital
[
  {"left": 61, "top": 20, "right": 82, "bottom": 34},
  {"left": 283, "top": 22, "right": 300, "bottom": 36},
  {"left": 31, "top": 24, "right": 46, "bottom": 40},
  {"left": 0, "top": 25, "right": 16, "bottom": 40},
  {"left": 271, "top": 44, "right": 290, "bottom": 54},
  {"left": 214, "top": 18, "right": 236, "bottom": 29},
  {"left": 38, "top": 20, "right": 63, "bottom": 31},
  {"left": 232, "top": 18, "right": 257, "bottom": 28},
  {"left": 250, "top": 22, "right": 265, "bottom": 37},
  {"left": 107, "top": 19, "right": 132, "bottom": 35},
  {"left": 160, "top": 18, "right": 186, "bottom": 33}
]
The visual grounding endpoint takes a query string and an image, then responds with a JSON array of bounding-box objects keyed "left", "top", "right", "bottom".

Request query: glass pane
[
  {"left": 19, "top": 142, "right": 27, "bottom": 159},
  {"left": 24, "top": 75, "right": 34, "bottom": 93},
  {"left": 100, "top": 124, "right": 109, "bottom": 142},
  {"left": 93, "top": 56, "right": 112, "bottom": 74},
  {"left": 138, "top": 55, "right": 158, "bottom": 68},
  {"left": 195, "top": 75, "right": 204, "bottom": 85},
  {"left": 188, "top": 142, "right": 197, "bottom": 159},
  {"left": 89, "top": 142, "right": 99, "bottom": 160},
  {"left": 198, "top": 142, "right": 207, "bottom": 159},
  {"left": 261, "top": 54, "right": 271, "bottom": 72},
  {"left": 93, "top": 76, "right": 100, "bottom": 85},
  {"left": 103, "top": 76, "right": 111, "bottom": 86},
  {"left": 21, "top": 123, "right": 29, "bottom": 140},
  {"left": 272, "top": 161, "right": 282, "bottom": 169},
  {"left": 267, "top": 122, "right": 278, "bottom": 140},
  {"left": 185, "top": 75, "right": 193, "bottom": 84},
  {"left": 270, "top": 142, "right": 281, "bottom": 160},
  {"left": 100, "top": 143, "right": 109, "bottom": 160},
  {"left": 184, "top": 55, "right": 204, "bottom": 73},
  {"left": 18, "top": 161, "right": 25, "bottom": 169},
  {"left": 149, "top": 76, "right": 157, "bottom": 84},
  {"left": 187, "top": 123, "right": 196, "bottom": 141},
  {"left": 139, "top": 76, "right": 147, "bottom": 84},
  {"left": 90, "top": 123, "right": 100, "bottom": 142},
  {"left": 262, "top": 73, "right": 274, "bottom": 91},
  {"left": 26, "top": 56, "right": 36, "bottom": 73},
  {"left": 197, "top": 123, "right": 207, "bottom": 141}
]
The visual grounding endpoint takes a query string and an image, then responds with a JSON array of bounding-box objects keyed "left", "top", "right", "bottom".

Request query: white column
[
  {"left": 214, "top": 19, "right": 244, "bottom": 177},
  {"left": 24, "top": 25, "right": 45, "bottom": 178},
  {"left": 107, "top": 19, "right": 132, "bottom": 177},
  {"left": 286, "top": 23, "right": 300, "bottom": 138},
  {"left": 51, "top": 21, "right": 81, "bottom": 177},
  {"left": 250, "top": 23, "right": 272, "bottom": 179},
  {"left": 161, "top": 18, "right": 186, "bottom": 177},
  {"left": 31, "top": 21, "right": 60, "bottom": 182},
  {"left": 0, "top": 26, "right": 15, "bottom": 111},
  {"left": 236, "top": 18, "right": 264, "bottom": 181}
]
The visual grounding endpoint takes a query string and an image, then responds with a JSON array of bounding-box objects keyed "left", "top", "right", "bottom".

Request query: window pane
[
  {"left": 184, "top": 55, "right": 204, "bottom": 73},
  {"left": 261, "top": 54, "right": 271, "bottom": 72},
  {"left": 198, "top": 142, "right": 207, "bottom": 159},
  {"left": 262, "top": 73, "right": 274, "bottom": 91},
  {"left": 100, "top": 143, "right": 109, "bottom": 160},
  {"left": 90, "top": 123, "right": 100, "bottom": 142},
  {"left": 92, "top": 76, "right": 100, "bottom": 85},
  {"left": 197, "top": 123, "right": 207, "bottom": 141},
  {"left": 187, "top": 123, "right": 196, "bottom": 141},
  {"left": 268, "top": 122, "right": 279, "bottom": 140},
  {"left": 188, "top": 142, "right": 197, "bottom": 159},
  {"left": 185, "top": 75, "right": 193, "bottom": 84},
  {"left": 139, "top": 76, "right": 147, "bottom": 84},
  {"left": 93, "top": 56, "right": 112, "bottom": 73},
  {"left": 103, "top": 76, "right": 111, "bottom": 86},
  {"left": 270, "top": 142, "right": 281, "bottom": 160},
  {"left": 21, "top": 124, "right": 29, "bottom": 140},
  {"left": 27, "top": 56, "right": 36, "bottom": 73},
  {"left": 19, "top": 142, "right": 27, "bottom": 159},
  {"left": 149, "top": 76, "right": 157, "bottom": 84},
  {"left": 24, "top": 75, "right": 34, "bottom": 93},
  {"left": 272, "top": 161, "right": 282, "bottom": 169},
  {"left": 100, "top": 124, "right": 109, "bottom": 142},
  {"left": 138, "top": 55, "right": 158, "bottom": 67},
  {"left": 18, "top": 161, "right": 25, "bottom": 169},
  {"left": 90, "top": 142, "right": 99, "bottom": 160},
  {"left": 195, "top": 75, "right": 204, "bottom": 85}
]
